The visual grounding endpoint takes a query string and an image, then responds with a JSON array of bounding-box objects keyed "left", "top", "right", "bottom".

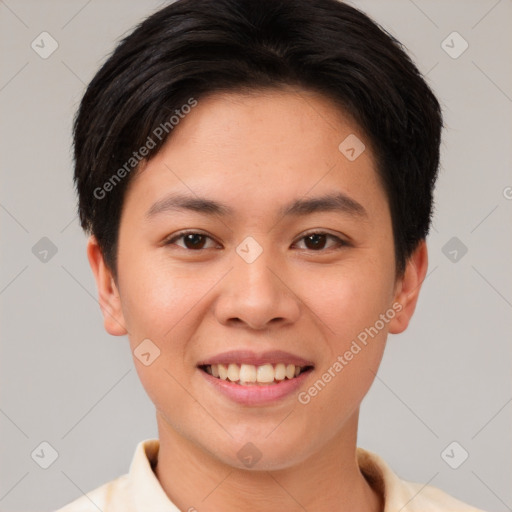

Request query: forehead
[{"left": 123, "top": 88, "right": 386, "bottom": 223}]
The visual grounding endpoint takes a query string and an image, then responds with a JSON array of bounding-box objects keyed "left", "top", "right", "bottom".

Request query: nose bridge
[
  {"left": 236, "top": 246, "right": 277, "bottom": 297},
  {"left": 214, "top": 236, "right": 300, "bottom": 329},
  {"left": 233, "top": 238, "right": 283, "bottom": 309}
]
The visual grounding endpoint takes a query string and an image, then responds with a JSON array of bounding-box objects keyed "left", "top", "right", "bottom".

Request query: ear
[
  {"left": 86, "top": 235, "right": 128, "bottom": 336},
  {"left": 388, "top": 239, "right": 429, "bottom": 334}
]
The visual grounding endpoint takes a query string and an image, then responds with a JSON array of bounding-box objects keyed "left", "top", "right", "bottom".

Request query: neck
[{"left": 153, "top": 410, "right": 383, "bottom": 512}]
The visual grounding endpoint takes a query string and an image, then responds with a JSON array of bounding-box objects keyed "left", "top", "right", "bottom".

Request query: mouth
[
  {"left": 196, "top": 350, "right": 315, "bottom": 405},
  {"left": 199, "top": 363, "right": 314, "bottom": 386}
]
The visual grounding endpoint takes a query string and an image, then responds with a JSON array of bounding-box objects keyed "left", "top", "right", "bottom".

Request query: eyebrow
[{"left": 145, "top": 192, "right": 368, "bottom": 220}]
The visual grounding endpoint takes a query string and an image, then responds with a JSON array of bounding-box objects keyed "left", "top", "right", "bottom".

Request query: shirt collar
[
  {"left": 127, "top": 438, "right": 423, "bottom": 511},
  {"left": 129, "top": 438, "right": 181, "bottom": 511}
]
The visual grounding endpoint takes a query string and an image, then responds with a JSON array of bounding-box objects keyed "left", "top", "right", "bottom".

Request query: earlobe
[
  {"left": 86, "top": 235, "right": 128, "bottom": 336},
  {"left": 388, "top": 240, "right": 429, "bottom": 335}
]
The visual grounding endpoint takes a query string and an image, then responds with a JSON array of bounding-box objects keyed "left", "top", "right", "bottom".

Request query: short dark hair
[{"left": 73, "top": 0, "right": 442, "bottom": 280}]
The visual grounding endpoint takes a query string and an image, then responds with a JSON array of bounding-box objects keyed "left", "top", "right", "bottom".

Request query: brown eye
[
  {"left": 304, "top": 233, "right": 328, "bottom": 250},
  {"left": 165, "top": 231, "right": 217, "bottom": 250},
  {"left": 295, "top": 232, "right": 346, "bottom": 251},
  {"left": 182, "top": 233, "right": 207, "bottom": 249}
]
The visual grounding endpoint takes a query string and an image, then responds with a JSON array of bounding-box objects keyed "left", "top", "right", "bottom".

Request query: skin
[{"left": 87, "top": 87, "right": 428, "bottom": 512}]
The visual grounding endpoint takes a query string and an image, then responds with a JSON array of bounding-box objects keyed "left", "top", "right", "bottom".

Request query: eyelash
[{"left": 163, "top": 230, "right": 349, "bottom": 252}]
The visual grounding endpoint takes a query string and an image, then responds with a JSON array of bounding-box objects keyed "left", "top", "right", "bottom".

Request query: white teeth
[
  {"left": 227, "top": 363, "right": 240, "bottom": 382},
  {"left": 274, "top": 363, "right": 286, "bottom": 381},
  {"left": 256, "top": 364, "right": 275, "bottom": 383},
  {"left": 218, "top": 363, "right": 228, "bottom": 380},
  {"left": 204, "top": 363, "right": 309, "bottom": 384},
  {"left": 239, "top": 363, "right": 257, "bottom": 383}
]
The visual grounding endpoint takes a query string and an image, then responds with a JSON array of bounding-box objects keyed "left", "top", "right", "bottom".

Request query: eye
[
  {"left": 164, "top": 230, "right": 348, "bottom": 252},
  {"left": 293, "top": 232, "right": 347, "bottom": 251},
  {"left": 164, "top": 231, "right": 219, "bottom": 250}
]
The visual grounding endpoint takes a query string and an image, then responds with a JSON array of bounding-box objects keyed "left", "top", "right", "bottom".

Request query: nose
[{"left": 213, "top": 244, "right": 301, "bottom": 330}]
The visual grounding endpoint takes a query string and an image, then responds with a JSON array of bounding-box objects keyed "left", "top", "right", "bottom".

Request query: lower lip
[{"left": 199, "top": 368, "right": 313, "bottom": 406}]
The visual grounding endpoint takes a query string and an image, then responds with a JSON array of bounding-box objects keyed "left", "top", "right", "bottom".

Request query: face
[{"left": 89, "top": 88, "right": 427, "bottom": 470}]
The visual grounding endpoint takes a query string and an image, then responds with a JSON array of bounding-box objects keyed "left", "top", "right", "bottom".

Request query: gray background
[{"left": 1, "top": 0, "right": 511, "bottom": 510}]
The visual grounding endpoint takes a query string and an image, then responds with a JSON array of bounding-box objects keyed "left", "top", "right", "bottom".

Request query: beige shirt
[{"left": 56, "top": 439, "right": 486, "bottom": 511}]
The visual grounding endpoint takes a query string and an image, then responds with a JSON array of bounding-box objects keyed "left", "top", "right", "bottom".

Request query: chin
[{"left": 205, "top": 432, "right": 312, "bottom": 472}]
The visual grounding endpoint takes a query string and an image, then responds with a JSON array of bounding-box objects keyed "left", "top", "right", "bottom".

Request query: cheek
[
  {"left": 299, "top": 260, "right": 395, "bottom": 343},
  {"left": 120, "top": 260, "right": 206, "bottom": 420},
  {"left": 300, "top": 288, "right": 389, "bottom": 429},
  {"left": 296, "top": 251, "right": 395, "bottom": 416},
  {"left": 119, "top": 253, "right": 208, "bottom": 340}
]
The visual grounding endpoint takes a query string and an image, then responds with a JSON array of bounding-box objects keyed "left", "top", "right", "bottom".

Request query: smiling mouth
[{"left": 199, "top": 363, "right": 314, "bottom": 385}]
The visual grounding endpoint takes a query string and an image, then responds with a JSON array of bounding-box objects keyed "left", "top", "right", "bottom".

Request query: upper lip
[{"left": 197, "top": 350, "right": 314, "bottom": 368}]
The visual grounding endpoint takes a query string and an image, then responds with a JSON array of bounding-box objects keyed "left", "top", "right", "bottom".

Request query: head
[{"left": 77, "top": 0, "right": 441, "bottom": 470}]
